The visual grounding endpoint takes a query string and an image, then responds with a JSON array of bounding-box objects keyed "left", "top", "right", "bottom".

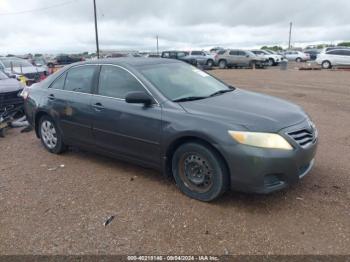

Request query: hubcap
[
  {"left": 41, "top": 120, "right": 57, "bottom": 149},
  {"left": 179, "top": 153, "right": 214, "bottom": 193},
  {"left": 323, "top": 62, "right": 330, "bottom": 68}
]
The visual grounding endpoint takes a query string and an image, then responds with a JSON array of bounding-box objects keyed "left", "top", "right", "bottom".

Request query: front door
[{"left": 91, "top": 65, "right": 162, "bottom": 167}]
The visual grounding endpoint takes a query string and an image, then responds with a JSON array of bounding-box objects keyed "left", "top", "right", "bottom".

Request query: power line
[{"left": 0, "top": 0, "right": 77, "bottom": 16}]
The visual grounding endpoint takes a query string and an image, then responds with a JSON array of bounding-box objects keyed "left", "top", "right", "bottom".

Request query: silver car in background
[
  {"left": 316, "top": 49, "right": 350, "bottom": 69},
  {"left": 251, "top": 49, "right": 285, "bottom": 66},
  {"left": 283, "top": 51, "right": 310, "bottom": 62},
  {"left": 215, "top": 49, "right": 266, "bottom": 69}
]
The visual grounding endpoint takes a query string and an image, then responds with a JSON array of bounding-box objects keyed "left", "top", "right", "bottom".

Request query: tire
[
  {"left": 206, "top": 59, "right": 214, "bottom": 67},
  {"left": 38, "top": 115, "right": 66, "bottom": 154},
  {"left": 321, "top": 60, "right": 332, "bottom": 69},
  {"left": 268, "top": 58, "right": 275, "bottom": 66},
  {"left": 218, "top": 60, "right": 227, "bottom": 69},
  {"left": 295, "top": 57, "right": 302, "bottom": 63},
  {"left": 171, "top": 142, "right": 229, "bottom": 201},
  {"left": 249, "top": 61, "right": 256, "bottom": 69},
  {"left": 47, "top": 63, "right": 54, "bottom": 68}
]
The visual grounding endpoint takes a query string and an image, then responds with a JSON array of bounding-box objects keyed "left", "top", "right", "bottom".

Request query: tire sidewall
[
  {"left": 39, "top": 115, "right": 65, "bottom": 154},
  {"left": 219, "top": 60, "right": 226, "bottom": 69},
  {"left": 207, "top": 59, "right": 214, "bottom": 67},
  {"left": 322, "top": 60, "right": 331, "bottom": 69},
  {"left": 172, "top": 143, "right": 229, "bottom": 201}
]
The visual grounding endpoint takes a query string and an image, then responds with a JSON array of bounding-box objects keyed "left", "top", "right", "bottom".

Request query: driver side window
[{"left": 98, "top": 65, "right": 145, "bottom": 99}]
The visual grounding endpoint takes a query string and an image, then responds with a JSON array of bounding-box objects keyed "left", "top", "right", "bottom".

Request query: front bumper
[{"left": 222, "top": 121, "right": 318, "bottom": 194}]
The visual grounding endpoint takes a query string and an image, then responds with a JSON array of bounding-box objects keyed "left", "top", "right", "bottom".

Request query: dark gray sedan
[{"left": 23, "top": 58, "right": 318, "bottom": 201}]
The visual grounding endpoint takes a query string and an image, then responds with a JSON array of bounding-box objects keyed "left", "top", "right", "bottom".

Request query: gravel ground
[{"left": 0, "top": 66, "right": 349, "bottom": 255}]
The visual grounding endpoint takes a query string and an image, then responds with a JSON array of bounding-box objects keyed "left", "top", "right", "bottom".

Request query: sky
[{"left": 0, "top": 0, "right": 350, "bottom": 54}]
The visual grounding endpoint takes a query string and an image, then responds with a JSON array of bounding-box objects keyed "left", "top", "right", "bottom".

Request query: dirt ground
[{"left": 0, "top": 66, "right": 349, "bottom": 255}]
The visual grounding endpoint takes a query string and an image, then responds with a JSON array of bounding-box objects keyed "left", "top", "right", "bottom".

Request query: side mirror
[{"left": 125, "top": 91, "right": 154, "bottom": 106}]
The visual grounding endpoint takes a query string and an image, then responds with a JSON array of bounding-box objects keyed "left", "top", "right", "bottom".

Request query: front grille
[
  {"left": 0, "top": 91, "right": 23, "bottom": 112},
  {"left": 287, "top": 128, "right": 316, "bottom": 148}
]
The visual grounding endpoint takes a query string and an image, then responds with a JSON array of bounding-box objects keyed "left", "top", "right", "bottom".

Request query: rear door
[
  {"left": 59, "top": 65, "right": 98, "bottom": 145},
  {"left": 91, "top": 65, "right": 162, "bottom": 167},
  {"left": 339, "top": 50, "right": 350, "bottom": 65},
  {"left": 228, "top": 50, "right": 240, "bottom": 65}
]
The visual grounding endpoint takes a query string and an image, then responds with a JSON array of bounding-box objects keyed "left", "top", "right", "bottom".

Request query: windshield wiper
[
  {"left": 209, "top": 89, "right": 234, "bottom": 97},
  {"left": 173, "top": 96, "right": 208, "bottom": 102}
]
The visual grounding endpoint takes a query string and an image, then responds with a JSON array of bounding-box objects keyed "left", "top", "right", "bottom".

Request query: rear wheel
[
  {"left": 206, "top": 59, "right": 214, "bottom": 67},
  {"left": 321, "top": 60, "right": 332, "bottom": 69},
  {"left": 218, "top": 60, "right": 227, "bottom": 69},
  {"left": 39, "top": 115, "right": 66, "bottom": 154},
  {"left": 172, "top": 142, "right": 229, "bottom": 201}
]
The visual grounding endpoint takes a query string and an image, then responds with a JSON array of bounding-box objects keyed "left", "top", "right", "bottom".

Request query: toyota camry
[{"left": 23, "top": 58, "right": 318, "bottom": 201}]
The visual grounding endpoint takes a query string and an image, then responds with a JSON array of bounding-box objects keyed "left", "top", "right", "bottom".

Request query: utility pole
[
  {"left": 93, "top": 0, "right": 100, "bottom": 59},
  {"left": 288, "top": 22, "right": 292, "bottom": 50},
  {"left": 156, "top": 35, "right": 159, "bottom": 55}
]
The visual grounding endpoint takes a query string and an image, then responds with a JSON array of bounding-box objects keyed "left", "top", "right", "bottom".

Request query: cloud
[{"left": 0, "top": 0, "right": 349, "bottom": 54}]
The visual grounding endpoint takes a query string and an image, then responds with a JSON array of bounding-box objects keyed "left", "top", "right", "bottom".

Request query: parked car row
[
  {"left": 161, "top": 49, "right": 286, "bottom": 69},
  {"left": 0, "top": 57, "right": 48, "bottom": 85}
]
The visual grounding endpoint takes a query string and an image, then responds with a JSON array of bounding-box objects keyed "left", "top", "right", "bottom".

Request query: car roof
[{"left": 73, "top": 57, "right": 181, "bottom": 68}]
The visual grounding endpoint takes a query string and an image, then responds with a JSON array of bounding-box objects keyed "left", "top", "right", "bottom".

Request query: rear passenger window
[
  {"left": 229, "top": 51, "right": 238, "bottom": 55},
  {"left": 64, "top": 66, "right": 96, "bottom": 93},
  {"left": 50, "top": 73, "right": 66, "bottom": 90},
  {"left": 98, "top": 66, "right": 145, "bottom": 99}
]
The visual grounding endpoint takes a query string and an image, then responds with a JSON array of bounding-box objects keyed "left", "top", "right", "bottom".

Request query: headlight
[{"left": 228, "top": 131, "right": 293, "bottom": 150}]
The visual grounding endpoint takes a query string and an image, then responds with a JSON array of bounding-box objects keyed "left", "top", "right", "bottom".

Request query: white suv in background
[
  {"left": 251, "top": 49, "right": 285, "bottom": 66},
  {"left": 283, "top": 51, "right": 310, "bottom": 62},
  {"left": 316, "top": 49, "right": 350, "bottom": 69}
]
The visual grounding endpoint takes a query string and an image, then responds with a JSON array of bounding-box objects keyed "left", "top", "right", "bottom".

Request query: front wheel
[
  {"left": 172, "top": 142, "right": 229, "bottom": 201},
  {"left": 296, "top": 57, "right": 302, "bottom": 62},
  {"left": 39, "top": 115, "right": 66, "bottom": 154},
  {"left": 321, "top": 60, "right": 332, "bottom": 69},
  {"left": 268, "top": 58, "right": 275, "bottom": 66}
]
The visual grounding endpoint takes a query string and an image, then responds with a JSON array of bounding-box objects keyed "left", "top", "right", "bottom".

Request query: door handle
[
  {"left": 48, "top": 94, "right": 55, "bottom": 101},
  {"left": 93, "top": 102, "right": 105, "bottom": 111}
]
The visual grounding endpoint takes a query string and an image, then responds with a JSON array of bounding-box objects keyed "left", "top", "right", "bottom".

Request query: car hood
[
  {"left": 0, "top": 78, "right": 24, "bottom": 93},
  {"left": 179, "top": 89, "right": 307, "bottom": 132}
]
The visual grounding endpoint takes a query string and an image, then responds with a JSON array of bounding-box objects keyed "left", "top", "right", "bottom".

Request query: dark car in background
[
  {"left": 161, "top": 51, "right": 197, "bottom": 66},
  {"left": 23, "top": 58, "right": 318, "bottom": 201},
  {"left": 303, "top": 49, "right": 320, "bottom": 60},
  {"left": 0, "top": 70, "right": 24, "bottom": 133},
  {"left": 47, "top": 54, "right": 84, "bottom": 68}
]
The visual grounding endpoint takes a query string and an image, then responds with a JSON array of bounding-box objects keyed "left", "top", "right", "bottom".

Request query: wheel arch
[{"left": 34, "top": 110, "right": 50, "bottom": 138}]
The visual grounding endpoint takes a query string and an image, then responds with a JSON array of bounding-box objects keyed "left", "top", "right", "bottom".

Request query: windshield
[
  {"left": 0, "top": 59, "right": 33, "bottom": 68},
  {"left": 139, "top": 62, "right": 232, "bottom": 101},
  {"left": 0, "top": 71, "right": 9, "bottom": 80}
]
